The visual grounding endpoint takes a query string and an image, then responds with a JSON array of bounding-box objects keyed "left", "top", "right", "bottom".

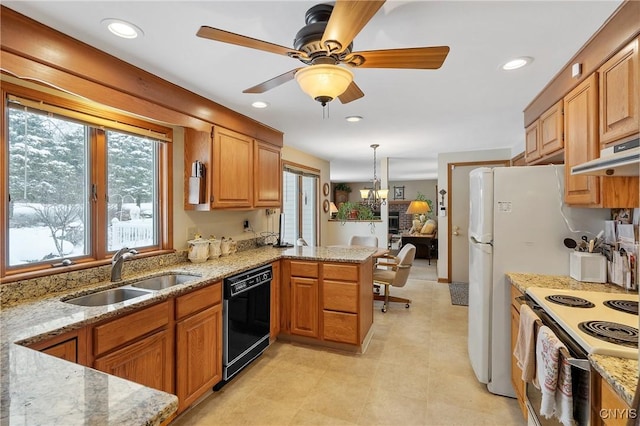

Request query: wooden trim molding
[
  {"left": 524, "top": 0, "right": 640, "bottom": 126},
  {"left": 0, "top": 6, "right": 283, "bottom": 147}
]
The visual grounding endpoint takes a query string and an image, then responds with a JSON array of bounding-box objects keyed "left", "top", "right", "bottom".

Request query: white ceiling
[{"left": 3, "top": 1, "right": 622, "bottom": 181}]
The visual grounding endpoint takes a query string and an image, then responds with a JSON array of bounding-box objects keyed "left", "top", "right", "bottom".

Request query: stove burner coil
[
  {"left": 603, "top": 300, "right": 638, "bottom": 315},
  {"left": 578, "top": 321, "right": 639, "bottom": 348},
  {"left": 545, "top": 295, "right": 595, "bottom": 308}
]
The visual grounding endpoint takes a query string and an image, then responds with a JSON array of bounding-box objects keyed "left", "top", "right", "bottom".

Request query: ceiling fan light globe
[{"left": 295, "top": 64, "right": 353, "bottom": 104}]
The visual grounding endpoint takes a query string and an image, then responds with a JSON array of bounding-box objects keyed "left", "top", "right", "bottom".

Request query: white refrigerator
[{"left": 467, "top": 165, "right": 608, "bottom": 397}]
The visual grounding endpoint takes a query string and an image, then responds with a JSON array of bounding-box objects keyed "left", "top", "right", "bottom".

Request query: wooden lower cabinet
[
  {"left": 510, "top": 285, "right": 528, "bottom": 420},
  {"left": 94, "top": 329, "right": 173, "bottom": 394},
  {"left": 290, "top": 276, "right": 319, "bottom": 338},
  {"left": 282, "top": 258, "right": 373, "bottom": 349},
  {"left": 176, "top": 304, "right": 222, "bottom": 412},
  {"left": 592, "top": 371, "right": 634, "bottom": 426},
  {"left": 29, "top": 328, "right": 87, "bottom": 365},
  {"left": 270, "top": 261, "right": 281, "bottom": 340}
]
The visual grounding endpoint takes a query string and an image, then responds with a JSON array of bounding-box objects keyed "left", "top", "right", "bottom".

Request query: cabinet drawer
[
  {"left": 290, "top": 261, "right": 319, "bottom": 278},
  {"left": 323, "top": 263, "right": 358, "bottom": 281},
  {"left": 323, "top": 280, "right": 358, "bottom": 313},
  {"left": 93, "top": 301, "right": 169, "bottom": 356},
  {"left": 323, "top": 311, "right": 358, "bottom": 344},
  {"left": 176, "top": 281, "right": 222, "bottom": 320}
]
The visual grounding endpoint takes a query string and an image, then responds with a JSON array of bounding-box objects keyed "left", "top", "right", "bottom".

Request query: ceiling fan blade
[
  {"left": 338, "top": 81, "right": 365, "bottom": 104},
  {"left": 321, "top": 0, "right": 385, "bottom": 54},
  {"left": 346, "top": 46, "right": 450, "bottom": 69},
  {"left": 243, "top": 68, "right": 302, "bottom": 94},
  {"left": 197, "top": 26, "right": 305, "bottom": 58}
]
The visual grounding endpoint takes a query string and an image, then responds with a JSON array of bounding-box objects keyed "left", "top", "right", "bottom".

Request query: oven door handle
[{"left": 566, "top": 358, "right": 590, "bottom": 371}]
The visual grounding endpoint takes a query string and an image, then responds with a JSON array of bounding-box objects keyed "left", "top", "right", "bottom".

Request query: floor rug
[{"left": 449, "top": 282, "right": 469, "bottom": 306}]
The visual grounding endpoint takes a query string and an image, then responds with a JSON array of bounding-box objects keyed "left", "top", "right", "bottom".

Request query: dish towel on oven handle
[
  {"left": 535, "top": 325, "right": 575, "bottom": 426},
  {"left": 514, "top": 304, "right": 538, "bottom": 382}
]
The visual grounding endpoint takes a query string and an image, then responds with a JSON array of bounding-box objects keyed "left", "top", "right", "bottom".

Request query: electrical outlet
[{"left": 243, "top": 220, "right": 249, "bottom": 230}]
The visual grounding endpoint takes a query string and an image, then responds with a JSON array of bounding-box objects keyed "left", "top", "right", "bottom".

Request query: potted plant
[
  {"left": 336, "top": 201, "right": 358, "bottom": 223},
  {"left": 356, "top": 204, "right": 375, "bottom": 220}
]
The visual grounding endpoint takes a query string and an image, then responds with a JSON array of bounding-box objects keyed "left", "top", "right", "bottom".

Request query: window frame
[
  {"left": 1, "top": 81, "right": 173, "bottom": 282},
  {"left": 282, "top": 161, "right": 320, "bottom": 246}
]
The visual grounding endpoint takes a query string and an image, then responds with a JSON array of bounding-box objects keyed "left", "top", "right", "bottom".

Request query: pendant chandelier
[{"left": 360, "top": 144, "right": 388, "bottom": 209}]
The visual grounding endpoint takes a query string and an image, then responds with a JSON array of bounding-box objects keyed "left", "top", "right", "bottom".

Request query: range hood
[{"left": 571, "top": 143, "right": 639, "bottom": 177}]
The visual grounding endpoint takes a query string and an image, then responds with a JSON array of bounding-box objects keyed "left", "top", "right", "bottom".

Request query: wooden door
[
  {"left": 42, "top": 339, "right": 77, "bottom": 363},
  {"left": 290, "top": 276, "right": 318, "bottom": 338},
  {"left": 564, "top": 74, "right": 600, "bottom": 205},
  {"left": 599, "top": 37, "right": 639, "bottom": 145},
  {"left": 212, "top": 126, "right": 253, "bottom": 208},
  {"left": 176, "top": 304, "right": 222, "bottom": 412},
  {"left": 524, "top": 121, "right": 540, "bottom": 163},
  {"left": 94, "top": 329, "right": 173, "bottom": 394},
  {"left": 539, "top": 100, "right": 564, "bottom": 156},
  {"left": 254, "top": 140, "right": 281, "bottom": 207}
]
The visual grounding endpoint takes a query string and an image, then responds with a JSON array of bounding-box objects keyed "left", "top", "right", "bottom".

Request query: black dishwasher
[{"left": 219, "top": 264, "right": 271, "bottom": 385}]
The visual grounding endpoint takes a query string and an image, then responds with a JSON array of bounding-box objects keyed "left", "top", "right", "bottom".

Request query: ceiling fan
[{"left": 196, "top": 1, "right": 450, "bottom": 106}]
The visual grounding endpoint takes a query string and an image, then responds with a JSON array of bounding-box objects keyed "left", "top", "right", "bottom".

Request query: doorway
[{"left": 447, "top": 160, "right": 509, "bottom": 283}]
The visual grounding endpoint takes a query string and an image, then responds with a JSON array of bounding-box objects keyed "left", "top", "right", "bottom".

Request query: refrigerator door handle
[{"left": 470, "top": 236, "right": 493, "bottom": 246}]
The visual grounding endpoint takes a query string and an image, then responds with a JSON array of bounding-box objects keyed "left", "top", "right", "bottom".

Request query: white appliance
[
  {"left": 527, "top": 287, "right": 638, "bottom": 359},
  {"left": 467, "top": 165, "right": 609, "bottom": 397}
]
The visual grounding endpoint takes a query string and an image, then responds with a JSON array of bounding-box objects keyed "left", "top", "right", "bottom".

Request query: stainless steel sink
[
  {"left": 64, "top": 287, "right": 154, "bottom": 306},
  {"left": 130, "top": 273, "right": 199, "bottom": 291}
]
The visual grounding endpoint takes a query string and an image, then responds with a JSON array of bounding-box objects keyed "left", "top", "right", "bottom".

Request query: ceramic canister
[{"left": 187, "top": 238, "right": 209, "bottom": 263}]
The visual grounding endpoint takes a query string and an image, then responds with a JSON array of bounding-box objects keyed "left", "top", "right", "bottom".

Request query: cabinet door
[
  {"left": 599, "top": 38, "right": 639, "bottom": 145},
  {"left": 270, "top": 261, "right": 281, "bottom": 339},
  {"left": 524, "top": 121, "right": 540, "bottom": 163},
  {"left": 564, "top": 73, "right": 600, "bottom": 205},
  {"left": 42, "top": 338, "right": 77, "bottom": 363},
  {"left": 94, "top": 329, "right": 173, "bottom": 394},
  {"left": 212, "top": 126, "right": 253, "bottom": 208},
  {"left": 254, "top": 140, "right": 281, "bottom": 207},
  {"left": 290, "top": 277, "right": 318, "bottom": 338},
  {"left": 176, "top": 304, "right": 222, "bottom": 412},
  {"left": 539, "top": 100, "right": 564, "bottom": 156}
]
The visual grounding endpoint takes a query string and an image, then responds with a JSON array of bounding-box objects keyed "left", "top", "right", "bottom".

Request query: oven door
[{"left": 525, "top": 361, "right": 590, "bottom": 426}]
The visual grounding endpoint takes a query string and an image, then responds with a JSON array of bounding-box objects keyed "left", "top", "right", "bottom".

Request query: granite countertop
[
  {"left": 590, "top": 354, "right": 638, "bottom": 407},
  {"left": 1, "top": 245, "right": 376, "bottom": 425},
  {"left": 506, "top": 272, "right": 639, "bottom": 409}
]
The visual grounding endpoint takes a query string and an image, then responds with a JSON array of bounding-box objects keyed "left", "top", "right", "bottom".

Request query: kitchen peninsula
[{"left": 0, "top": 245, "right": 376, "bottom": 425}]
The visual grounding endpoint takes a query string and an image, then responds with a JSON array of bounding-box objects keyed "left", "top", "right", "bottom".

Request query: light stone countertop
[
  {"left": 590, "top": 354, "right": 638, "bottom": 407},
  {"left": 506, "top": 272, "right": 638, "bottom": 410},
  {"left": 0, "top": 245, "right": 376, "bottom": 425}
]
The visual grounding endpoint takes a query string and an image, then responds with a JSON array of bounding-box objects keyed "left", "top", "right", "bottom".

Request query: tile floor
[{"left": 172, "top": 259, "right": 525, "bottom": 425}]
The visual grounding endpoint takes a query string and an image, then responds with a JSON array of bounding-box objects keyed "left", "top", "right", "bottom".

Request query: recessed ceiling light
[
  {"left": 502, "top": 57, "right": 533, "bottom": 71},
  {"left": 101, "top": 18, "right": 144, "bottom": 39},
  {"left": 345, "top": 115, "right": 363, "bottom": 122},
  {"left": 251, "top": 101, "right": 270, "bottom": 109}
]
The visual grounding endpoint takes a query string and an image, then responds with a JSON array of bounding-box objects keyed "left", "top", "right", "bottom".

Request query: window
[
  {"left": 2, "top": 83, "right": 171, "bottom": 279},
  {"left": 282, "top": 164, "right": 319, "bottom": 246}
]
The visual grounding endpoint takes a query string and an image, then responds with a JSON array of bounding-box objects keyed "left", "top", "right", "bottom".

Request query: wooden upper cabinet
[
  {"left": 524, "top": 100, "right": 564, "bottom": 164},
  {"left": 253, "top": 140, "right": 281, "bottom": 207},
  {"left": 564, "top": 73, "right": 601, "bottom": 206},
  {"left": 184, "top": 126, "right": 282, "bottom": 210},
  {"left": 539, "top": 100, "right": 564, "bottom": 156},
  {"left": 524, "top": 121, "right": 540, "bottom": 163},
  {"left": 599, "top": 37, "right": 639, "bottom": 146},
  {"left": 213, "top": 126, "right": 253, "bottom": 208}
]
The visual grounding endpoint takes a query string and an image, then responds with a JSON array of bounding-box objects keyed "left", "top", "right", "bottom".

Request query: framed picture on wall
[{"left": 393, "top": 186, "right": 405, "bottom": 200}]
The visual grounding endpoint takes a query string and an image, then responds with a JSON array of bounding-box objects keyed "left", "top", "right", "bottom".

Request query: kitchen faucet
[{"left": 111, "top": 247, "right": 138, "bottom": 282}]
